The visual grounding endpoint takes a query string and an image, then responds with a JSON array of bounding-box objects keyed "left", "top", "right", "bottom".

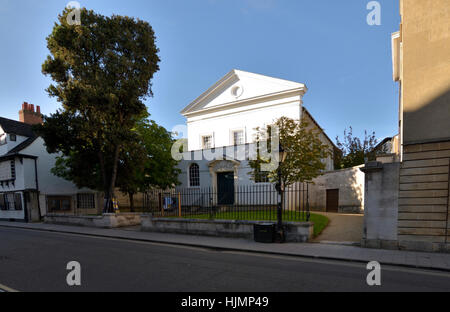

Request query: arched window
[{"left": 189, "top": 164, "right": 200, "bottom": 187}]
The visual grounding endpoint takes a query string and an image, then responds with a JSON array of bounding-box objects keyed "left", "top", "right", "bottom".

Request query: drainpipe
[{"left": 34, "top": 158, "right": 42, "bottom": 221}]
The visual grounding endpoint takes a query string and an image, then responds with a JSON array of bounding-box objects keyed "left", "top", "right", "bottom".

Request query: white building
[
  {"left": 0, "top": 103, "right": 101, "bottom": 222},
  {"left": 176, "top": 70, "right": 336, "bottom": 206}
]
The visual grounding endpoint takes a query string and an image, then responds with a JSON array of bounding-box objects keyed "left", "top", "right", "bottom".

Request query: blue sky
[{"left": 0, "top": 0, "right": 400, "bottom": 143}]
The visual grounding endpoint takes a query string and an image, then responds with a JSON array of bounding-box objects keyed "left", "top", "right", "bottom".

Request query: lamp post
[{"left": 275, "top": 143, "right": 287, "bottom": 243}]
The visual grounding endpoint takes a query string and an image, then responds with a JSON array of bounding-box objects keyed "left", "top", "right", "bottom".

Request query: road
[{"left": 0, "top": 227, "right": 449, "bottom": 292}]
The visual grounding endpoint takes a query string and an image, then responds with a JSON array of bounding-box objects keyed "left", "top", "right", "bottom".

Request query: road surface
[{"left": 0, "top": 227, "right": 449, "bottom": 292}]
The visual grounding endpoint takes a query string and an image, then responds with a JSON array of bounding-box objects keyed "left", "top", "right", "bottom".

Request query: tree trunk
[
  {"left": 98, "top": 151, "right": 110, "bottom": 213},
  {"left": 129, "top": 192, "right": 135, "bottom": 213},
  {"left": 104, "top": 145, "right": 121, "bottom": 213}
]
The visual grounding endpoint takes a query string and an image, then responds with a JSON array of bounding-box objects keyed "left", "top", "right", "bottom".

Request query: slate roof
[
  {"left": 0, "top": 117, "right": 35, "bottom": 138},
  {"left": 0, "top": 117, "right": 39, "bottom": 158}
]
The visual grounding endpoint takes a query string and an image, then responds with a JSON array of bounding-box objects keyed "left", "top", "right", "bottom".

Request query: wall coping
[
  {"left": 46, "top": 213, "right": 142, "bottom": 220},
  {"left": 360, "top": 161, "right": 384, "bottom": 173},
  {"left": 143, "top": 216, "right": 313, "bottom": 227}
]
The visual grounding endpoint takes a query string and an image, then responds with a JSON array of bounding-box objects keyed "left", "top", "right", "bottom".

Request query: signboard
[
  {"left": 0, "top": 161, "right": 13, "bottom": 181},
  {"left": 163, "top": 196, "right": 179, "bottom": 211}
]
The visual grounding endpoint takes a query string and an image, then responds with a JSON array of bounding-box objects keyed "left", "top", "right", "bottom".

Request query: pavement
[
  {"left": 0, "top": 221, "right": 450, "bottom": 272},
  {"left": 313, "top": 212, "right": 364, "bottom": 244}
]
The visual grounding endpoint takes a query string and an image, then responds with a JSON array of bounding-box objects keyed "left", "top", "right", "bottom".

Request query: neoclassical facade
[{"left": 176, "top": 70, "right": 335, "bottom": 197}]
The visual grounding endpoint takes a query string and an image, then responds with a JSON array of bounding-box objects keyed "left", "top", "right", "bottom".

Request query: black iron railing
[{"left": 143, "top": 183, "right": 310, "bottom": 222}]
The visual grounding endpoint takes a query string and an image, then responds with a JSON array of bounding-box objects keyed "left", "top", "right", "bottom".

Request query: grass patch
[
  {"left": 310, "top": 213, "right": 330, "bottom": 238},
  {"left": 169, "top": 211, "right": 330, "bottom": 239}
]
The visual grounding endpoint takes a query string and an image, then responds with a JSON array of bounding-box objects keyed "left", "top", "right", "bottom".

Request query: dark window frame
[
  {"left": 47, "top": 196, "right": 72, "bottom": 213},
  {"left": 14, "top": 193, "right": 22, "bottom": 211},
  {"left": 0, "top": 194, "right": 6, "bottom": 211},
  {"left": 202, "top": 135, "right": 213, "bottom": 149},
  {"left": 189, "top": 163, "right": 200, "bottom": 187},
  {"left": 77, "top": 193, "right": 96, "bottom": 210},
  {"left": 0, "top": 193, "right": 23, "bottom": 211}
]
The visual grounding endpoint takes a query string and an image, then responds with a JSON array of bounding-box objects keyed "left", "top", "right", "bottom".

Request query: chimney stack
[{"left": 19, "top": 102, "right": 43, "bottom": 125}]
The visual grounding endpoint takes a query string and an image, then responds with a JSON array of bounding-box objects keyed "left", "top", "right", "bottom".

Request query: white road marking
[{"left": 0, "top": 283, "right": 19, "bottom": 293}]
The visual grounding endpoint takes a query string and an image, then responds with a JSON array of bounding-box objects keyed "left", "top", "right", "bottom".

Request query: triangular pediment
[{"left": 181, "top": 69, "right": 306, "bottom": 116}]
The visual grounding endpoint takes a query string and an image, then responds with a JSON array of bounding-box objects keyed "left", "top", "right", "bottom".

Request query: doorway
[
  {"left": 217, "top": 172, "right": 235, "bottom": 205},
  {"left": 326, "top": 189, "right": 339, "bottom": 213}
]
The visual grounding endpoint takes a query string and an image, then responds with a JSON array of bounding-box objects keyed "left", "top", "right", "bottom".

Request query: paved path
[
  {"left": 313, "top": 212, "right": 364, "bottom": 244},
  {"left": 0, "top": 221, "right": 449, "bottom": 272}
]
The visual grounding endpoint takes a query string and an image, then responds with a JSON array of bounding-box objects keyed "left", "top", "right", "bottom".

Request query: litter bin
[{"left": 254, "top": 223, "right": 276, "bottom": 243}]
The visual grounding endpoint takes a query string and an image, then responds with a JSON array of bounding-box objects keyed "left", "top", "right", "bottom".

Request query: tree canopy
[
  {"left": 335, "top": 127, "right": 378, "bottom": 169},
  {"left": 249, "top": 117, "right": 331, "bottom": 188},
  {"left": 117, "top": 118, "right": 181, "bottom": 211},
  {"left": 35, "top": 8, "right": 161, "bottom": 212}
]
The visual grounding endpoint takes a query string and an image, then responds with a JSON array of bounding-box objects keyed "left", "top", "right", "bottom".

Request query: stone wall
[
  {"left": 361, "top": 162, "right": 400, "bottom": 250},
  {"left": 141, "top": 216, "right": 314, "bottom": 243},
  {"left": 400, "top": 0, "right": 450, "bottom": 145},
  {"left": 44, "top": 213, "right": 142, "bottom": 229},
  {"left": 398, "top": 141, "right": 450, "bottom": 252},
  {"left": 308, "top": 166, "right": 365, "bottom": 214}
]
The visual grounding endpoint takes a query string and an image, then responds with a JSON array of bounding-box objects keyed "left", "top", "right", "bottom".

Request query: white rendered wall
[
  {"left": 21, "top": 138, "right": 94, "bottom": 196},
  {"left": 187, "top": 99, "right": 302, "bottom": 151},
  {"left": 0, "top": 125, "right": 28, "bottom": 155}
]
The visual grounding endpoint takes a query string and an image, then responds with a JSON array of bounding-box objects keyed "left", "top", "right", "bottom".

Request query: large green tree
[
  {"left": 249, "top": 117, "right": 331, "bottom": 188},
  {"left": 117, "top": 118, "right": 181, "bottom": 212},
  {"left": 36, "top": 8, "right": 160, "bottom": 212},
  {"left": 335, "top": 127, "right": 378, "bottom": 169}
]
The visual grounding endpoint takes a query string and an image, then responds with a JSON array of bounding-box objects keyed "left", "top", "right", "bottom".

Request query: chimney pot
[{"left": 19, "top": 102, "right": 43, "bottom": 125}]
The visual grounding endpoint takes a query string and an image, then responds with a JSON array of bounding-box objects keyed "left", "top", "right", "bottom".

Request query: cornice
[{"left": 184, "top": 87, "right": 306, "bottom": 118}]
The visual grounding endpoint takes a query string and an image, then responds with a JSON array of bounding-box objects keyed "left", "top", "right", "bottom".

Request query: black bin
[{"left": 254, "top": 223, "right": 276, "bottom": 243}]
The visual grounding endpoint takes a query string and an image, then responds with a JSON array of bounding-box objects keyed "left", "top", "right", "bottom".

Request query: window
[
  {"left": 0, "top": 193, "right": 22, "bottom": 211},
  {"left": 4, "top": 194, "right": 13, "bottom": 210},
  {"left": 14, "top": 194, "right": 22, "bottom": 211},
  {"left": 202, "top": 136, "right": 213, "bottom": 149},
  {"left": 232, "top": 130, "right": 244, "bottom": 146},
  {"left": 0, "top": 161, "right": 15, "bottom": 182},
  {"left": 10, "top": 134, "right": 16, "bottom": 142},
  {"left": 77, "top": 194, "right": 96, "bottom": 209},
  {"left": 0, "top": 194, "right": 6, "bottom": 211},
  {"left": 0, "top": 133, "right": 6, "bottom": 145},
  {"left": 10, "top": 160, "right": 15, "bottom": 180},
  {"left": 47, "top": 196, "right": 72, "bottom": 212},
  {"left": 189, "top": 164, "right": 200, "bottom": 187}
]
